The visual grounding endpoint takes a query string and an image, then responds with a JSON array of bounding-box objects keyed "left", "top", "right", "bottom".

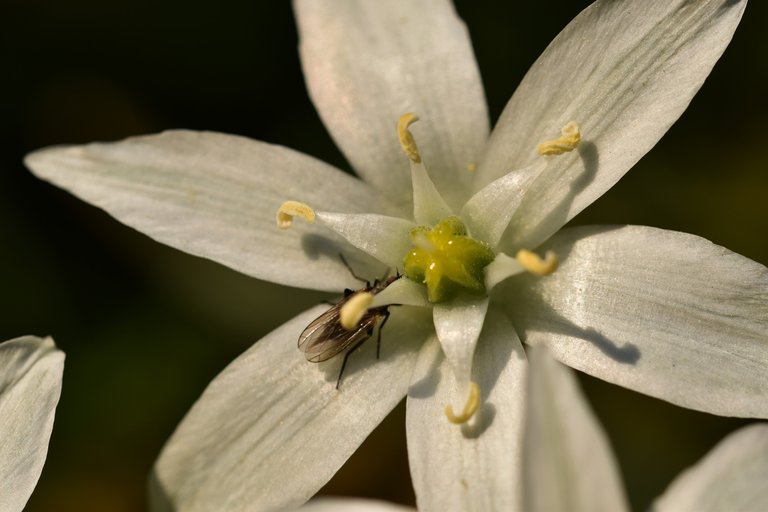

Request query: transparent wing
[{"left": 298, "top": 300, "right": 380, "bottom": 363}]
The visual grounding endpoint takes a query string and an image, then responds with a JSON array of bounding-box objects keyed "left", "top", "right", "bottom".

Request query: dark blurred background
[{"left": 2, "top": 1, "right": 766, "bottom": 510}]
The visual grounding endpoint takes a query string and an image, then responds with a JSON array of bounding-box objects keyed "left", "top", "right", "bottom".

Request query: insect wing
[{"left": 298, "top": 299, "right": 379, "bottom": 363}]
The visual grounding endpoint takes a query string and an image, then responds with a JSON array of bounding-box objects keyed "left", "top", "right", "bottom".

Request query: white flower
[
  {"left": 24, "top": 0, "right": 763, "bottom": 511},
  {"left": 0, "top": 336, "right": 64, "bottom": 512},
  {"left": 524, "top": 346, "right": 768, "bottom": 512}
]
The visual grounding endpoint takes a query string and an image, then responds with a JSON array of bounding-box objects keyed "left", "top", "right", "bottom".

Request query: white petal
[
  {"left": 479, "top": 0, "right": 747, "bottom": 251},
  {"left": 295, "top": 0, "right": 489, "bottom": 209},
  {"left": 652, "top": 423, "right": 768, "bottom": 512},
  {"left": 317, "top": 212, "right": 414, "bottom": 269},
  {"left": 502, "top": 225, "right": 768, "bottom": 417},
  {"left": 0, "top": 336, "right": 64, "bottom": 512},
  {"left": 524, "top": 345, "right": 629, "bottom": 512},
  {"left": 299, "top": 497, "right": 416, "bottom": 512},
  {"left": 151, "top": 306, "right": 432, "bottom": 512},
  {"left": 26, "top": 130, "right": 401, "bottom": 292},
  {"left": 433, "top": 297, "right": 488, "bottom": 390},
  {"left": 484, "top": 252, "right": 525, "bottom": 291},
  {"left": 371, "top": 278, "right": 430, "bottom": 309},
  {"left": 406, "top": 310, "right": 526, "bottom": 512},
  {"left": 410, "top": 160, "right": 454, "bottom": 227},
  {"left": 460, "top": 163, "right": 542, "bottom": 248}
]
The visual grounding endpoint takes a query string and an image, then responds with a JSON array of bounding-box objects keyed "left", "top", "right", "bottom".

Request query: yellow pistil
[
  {"left": 536, "top": 121, "right": 581, "bottom": 155},
  {"left": 397, "top": 113, "right": 422, "bottom": 163},
  {"left": 515, "top": 249, "right": 558, "bottom": 276},
  {"left": 445, "top": 381, "right": 480, "bottom": 424},
  {"left": 403, "top": 217, "right": 495, "bottom": 303},
  {"left": 339, "top": 292, "right": 374, "bottom": 330},
  {"left": 276, "top": 200, "right": 316, "bottom": 229},
  {"left": 466, "top": 163, "right": 477, "bottom": 173}
]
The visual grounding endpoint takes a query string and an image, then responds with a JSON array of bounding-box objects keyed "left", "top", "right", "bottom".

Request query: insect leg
[
  {"left": 376, "top": 309, "right": 391, "bottom": 360},
  {"left": 339, "top": 253, "right": 369, "bottom": 284},
  {"left": 335, "top": 335, "right": 371, "bottom": 390}
]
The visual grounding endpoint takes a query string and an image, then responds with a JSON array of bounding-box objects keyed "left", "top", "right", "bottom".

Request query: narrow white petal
[
  {"left": 295, "top": 0, "right": 489, "bottom": 209},
  {"left": 502, "top": 225, "right": 768, "bottom": 417},
  {"left": 484, "top": 252, "right": 525, "bottom": 291},
  {"left": 479, "top": 0, "right": 747, "bottom": 251},
  {"left": 371, "top": 278, "right": 430, "bottom": 309},
  {"left": 411, "top": 160, "right": 454, "bottom": 227},
  {"left": 26, "top": 130, "right": 400, "bottom": 292},
  {"left": 151, "top": 306, "right": 432, "bottom": 512},
  {"left": 652, "top": 423, "right": 768, "bottom": 512},
  {"left": 300, "top": 497, "right": 416, "bottom": 512},
  {"left": 317, "top": 212, "right": 415, "bottom": 269},
  {"left": 461, "top": 163, "right": 542, "bottom": 248},
  {"left": 433, "top": 297, "right": 489, "bottom": 389},
  {"left": 406, "top": 310, "right": 526, "bottom": 512},
  {"left": 524, "top": 345, "right": 629, "bottom": 512},
  {"left": 0, "top": 336, "right": 64, "bottom": 512}
]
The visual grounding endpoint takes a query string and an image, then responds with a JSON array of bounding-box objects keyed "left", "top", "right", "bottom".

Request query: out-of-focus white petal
[
  {"left": 433, "top": 297, "right": 488, "bottom": 391},
  {"left": 524, "top": 345, "right": 629, "bottom": 512},
  {"left": 25, "top": 130, "right": 400, "bottom": 292},
  {"left": 151, "top": 306, "right": 432, "bottom": 512},
  {"left": 295, "top": 0, "right": 489, "bottom": 209},
  {"left": 652, "top": 423, "right": 768, "bottom": 512},
  {"left": 479, "top": 0, "right": 747, "bottom": 251},
  {"left": 502, "top": 225, "right": 768, "bottom": 417},
  {"left": 0, "top": 336, "right": 64, "bottom": 512},
  {"left": 406, "top": 310, "right": 526, "bottom": 512},
  {"left": 299, "top": 497, "right": 416, "bottom": 512},
  {"left": 316, "top": 212, "right": 414, "bottom": 269}
]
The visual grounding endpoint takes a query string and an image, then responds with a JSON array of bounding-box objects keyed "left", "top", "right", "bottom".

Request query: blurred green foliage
[{"left": 2, "top": 1, "right": 766, "bottom": 510}]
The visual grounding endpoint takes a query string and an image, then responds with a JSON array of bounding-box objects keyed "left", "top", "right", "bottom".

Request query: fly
[{"left": 298, "top": 256, "right": 400, "bottom": 389}]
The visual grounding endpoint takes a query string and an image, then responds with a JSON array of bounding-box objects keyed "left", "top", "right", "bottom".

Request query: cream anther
[
  {"left": 276, "top": 200, "right": 316, "bottom": 229},
  {"left": 397, "top": 113, "right": 422, "bottom": 163},
  {"left": 445, "top": 381, "right": 480, "bottom": 424},
  {"left": 515, "top": 249, "right": 559, "bottom": 276},
  {"left": 536, "top": 121, "right": 581, "bottom": 155},
  {"left": 340, "top": 291, "right": 374, "bottom": 330}
]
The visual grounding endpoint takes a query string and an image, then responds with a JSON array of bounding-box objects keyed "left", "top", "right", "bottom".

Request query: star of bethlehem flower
[
  {"left": 0, "top": 336, "right": 64, "bottom": 512},
  {"left": 23, "top": 0, "right": 765, "bottom": 511}
]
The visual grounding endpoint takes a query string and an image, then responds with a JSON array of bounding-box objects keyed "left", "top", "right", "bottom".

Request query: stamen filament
[
  {"left": 445, "top": 381, "right": 480, "bottom": 424},
  {"left": 276, "top": 200, "right": 316, "bottom": 229},
  {"left": 340, "top": 291, "right": 374, "bottom": 330},
  {"left": 397, "top": 113, "right": 422, "bottom": 163},
  {"left": 515, "top": 249, "right": 558, "bottom": 276},
  {"left": 536, "top": 121, "right": 581, "bottom": 155}
]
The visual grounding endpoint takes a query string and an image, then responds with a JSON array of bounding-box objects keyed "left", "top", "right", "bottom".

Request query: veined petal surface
[
  {"left": 0, "top": 336, "right": 64, "bottom": 512},
  {"left": 406, "top": 310, "right": 526, "bottom": 512},
  {"left": 480, "top": 0, "right": 747, "bottom": 251},
  {"left": 503, "top": 225, "right": 768, "bottom": 418},
  {"left": 652, "top": 423, "right": 768, "bottom": 512},
  {"left": 151, "top": 306, "right": 431, "bottom": 512},
  {"left": 26, "top": 130, "right": 399, "bottom": 292},
  {"left": 524, "top": 346, "right": 629, "bottom": 512},
  {"left": 295, "top": 0, "right": 489, "bottom": 210}
]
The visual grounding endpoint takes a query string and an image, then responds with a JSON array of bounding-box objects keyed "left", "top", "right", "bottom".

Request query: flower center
[{"left": 403, "top": 216, "right": 494, "bottom": 303}]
